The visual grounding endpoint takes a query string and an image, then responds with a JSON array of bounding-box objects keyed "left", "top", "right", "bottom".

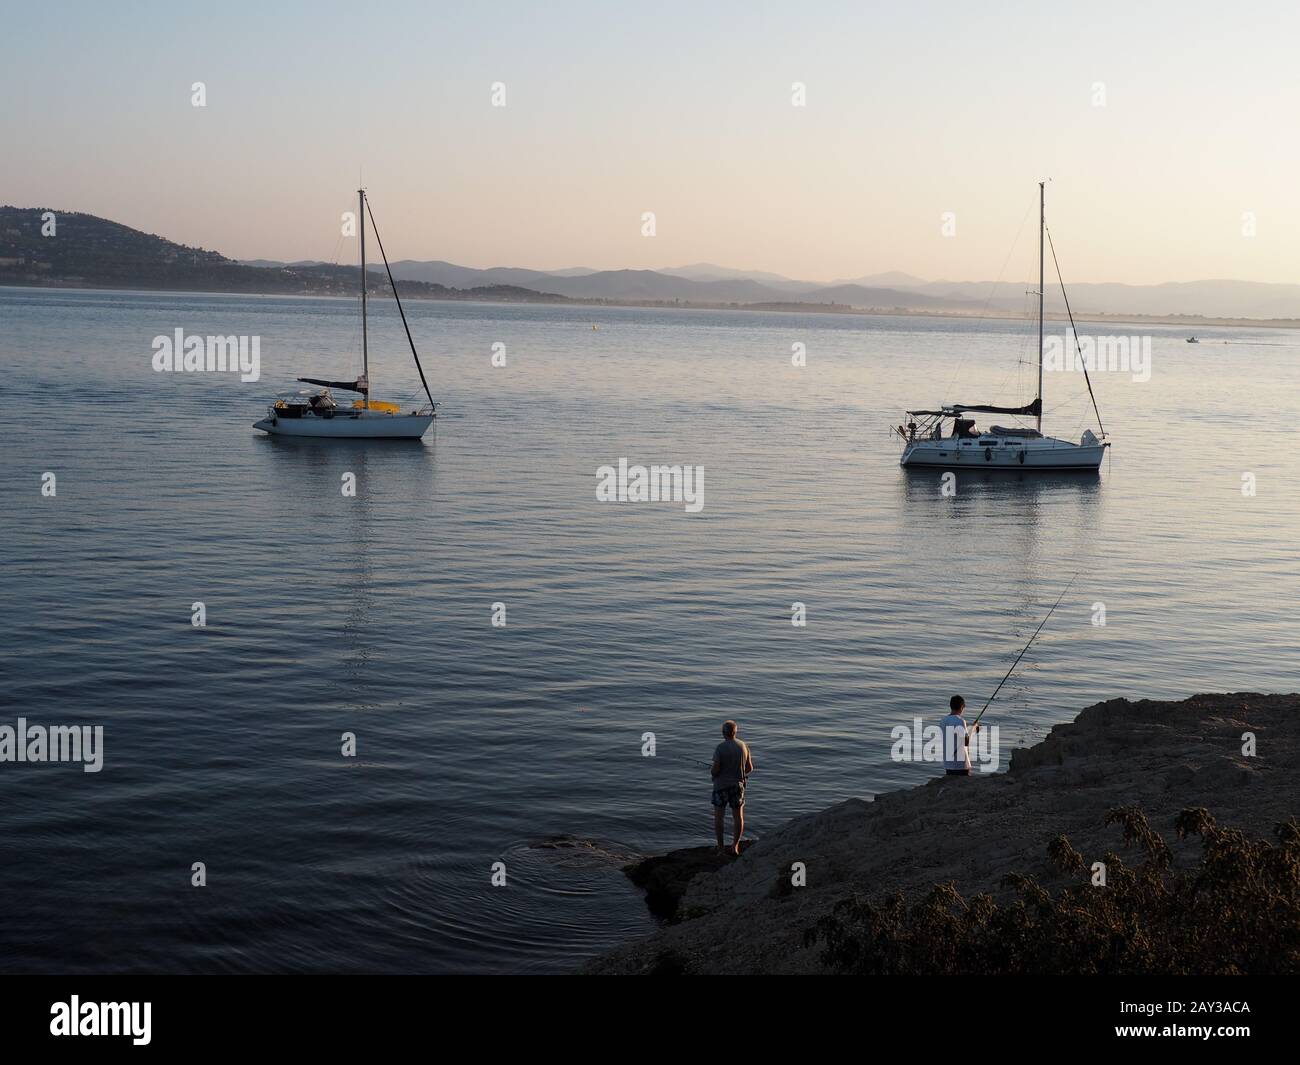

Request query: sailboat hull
[
  {"left": 254, "top": 412, "right": 434, "bottom": 439},
  {"left": 900, "top": 438, "right": 1106, "bottom": 470}
]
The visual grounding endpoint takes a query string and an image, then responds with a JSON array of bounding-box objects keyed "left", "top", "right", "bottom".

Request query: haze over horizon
[{"left": 5, "top": 0, "right": 1298, "bottom": 287}]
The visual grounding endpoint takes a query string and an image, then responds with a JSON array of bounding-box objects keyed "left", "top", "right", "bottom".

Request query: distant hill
[
  {"left": 830, "top": 270, "right": 930, "bottom": 288},
  {"left": 473, "top": 268, "right": 967, "bottom": 309},
  {"left": 6, "top": 205, "right": 1300, "bottom": 318},
  {"left": 376, "top": 260, "right": 1300, "bottom": 317},
  {"left": 522, "top": 269, "right": 777, "bottom": 302},
  {"left": 211, "top": 251, "right": 968, "bottom": 309},
  {"left": 659, "top": 262, "right": 811, "bottom": 287},
  {"left": 381, "top": 260, "right": 563, "bottom": 289},
  {"left": 798, "top": 283, "right": 959, "bottom": 309},
  {"left": 369, "top": 261, "right": 796, "bottom": 300},
  {"left": 0, "top": 206, "right": 302, "bottom": 291},
  {"left": 243, "top": 257, "right": 606, "bottom": 291},
  {"left": 0, "top": 207, "right": 566, "bottom": 302},
  {"left": 239, "top": 258, "right": 328, "bottom": 269}
]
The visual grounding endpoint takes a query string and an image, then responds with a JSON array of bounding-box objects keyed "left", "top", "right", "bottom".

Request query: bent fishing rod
[{"left": 968, "top": 573, "right": 1078, "bottom": 732}]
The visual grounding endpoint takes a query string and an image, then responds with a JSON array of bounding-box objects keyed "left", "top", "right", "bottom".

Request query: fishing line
[{"left": 968, "top": 572, "right": 1078, "bottom": 732}]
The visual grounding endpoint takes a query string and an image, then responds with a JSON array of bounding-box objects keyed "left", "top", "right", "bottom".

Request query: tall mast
[
  {"left": 1037, "top": 181, "right": 1044, "bottom": 434},
  {"left": 359, "top": 188, "right": 369, "bottom": 411}
]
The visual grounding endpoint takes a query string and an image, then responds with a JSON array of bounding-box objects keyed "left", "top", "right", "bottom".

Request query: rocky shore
[{"left": 587, "top": 693, "right": 1298, "bottom": 974}]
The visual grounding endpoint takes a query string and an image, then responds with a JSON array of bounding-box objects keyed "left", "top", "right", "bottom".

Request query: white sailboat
[
  {"left": 897, "top": 183, "right": 1109, "bottom": 471},
  {"left": 255, "top": 190, "right": 436, "bottom": 439}
]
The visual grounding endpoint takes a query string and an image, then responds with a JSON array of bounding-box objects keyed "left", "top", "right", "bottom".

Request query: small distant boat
[
  {"left": 1186, "top": 336, "right": 1199, "bottom": 344},
  {"left": 255, "top": 190, "right": 436, "bottom": 439},
  {"left": 897, "top": 183, "right": 1109, "bottom": 471}
]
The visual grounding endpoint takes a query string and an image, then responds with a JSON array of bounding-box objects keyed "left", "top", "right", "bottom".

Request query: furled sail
[
  {"left": 297, "top": 376, "right": 369, "bottom": 395},
  {"left": 950, "top": 398, "right": 1041, "bottom": 416},
  {"left": 906, "top": 398, "right": 1041, "bottom": 418}
]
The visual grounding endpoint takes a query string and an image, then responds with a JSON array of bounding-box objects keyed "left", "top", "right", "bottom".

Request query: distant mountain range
[
  {"left": 4, "top": 205, "right": 1300, "bottom": 320},
  {"left": 244, "top": 255, "right": 1300, "bottom": 320},
  {"left": 233, "top": 256, "right": 954, "bottom": 308}
]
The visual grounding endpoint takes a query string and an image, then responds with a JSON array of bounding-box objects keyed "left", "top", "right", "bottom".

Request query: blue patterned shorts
[{"left": 711, "top": 782, "right": 745, "bottom": 810}]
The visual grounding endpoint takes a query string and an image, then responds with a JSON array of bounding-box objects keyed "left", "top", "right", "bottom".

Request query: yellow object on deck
[{"left": 352, "top": 399, "right": 402, "bottom": 413}]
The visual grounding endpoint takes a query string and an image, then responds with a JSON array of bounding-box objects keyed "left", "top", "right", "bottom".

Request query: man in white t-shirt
[{"left": 940, "top": 695, "right": 979, "bottom": 776}]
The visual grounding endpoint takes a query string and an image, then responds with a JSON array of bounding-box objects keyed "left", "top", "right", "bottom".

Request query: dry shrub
[{"left": 805, "top": 808, "right": 1300, "bottom": 974}]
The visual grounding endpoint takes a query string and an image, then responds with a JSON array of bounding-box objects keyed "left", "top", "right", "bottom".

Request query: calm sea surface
[{"left": 1, "top": 286, "right": 1297, "bottom": 973}]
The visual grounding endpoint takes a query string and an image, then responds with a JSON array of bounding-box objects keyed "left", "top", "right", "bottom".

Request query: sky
[{"left": 3, "top": 0, "right": 1298, "bottom": 285}]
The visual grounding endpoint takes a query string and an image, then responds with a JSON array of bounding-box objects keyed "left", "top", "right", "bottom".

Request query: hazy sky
[{"left": 4, "top": 0, "right": 1298, "bottom": 284}]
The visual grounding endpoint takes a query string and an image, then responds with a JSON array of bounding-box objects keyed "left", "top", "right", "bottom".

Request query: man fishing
[
  {"left": 710, "top": 720, "right": 754, "bottom": 855},
  {"left": 940, "top": 695, "right": 979, "bottom": 776},
  {"left": 942, "top": 575, "right": 1078, "bottom": 778}
]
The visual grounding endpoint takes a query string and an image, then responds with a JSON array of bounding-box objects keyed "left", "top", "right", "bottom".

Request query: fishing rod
[
  {"left": 686, "top": 756, "right": 752, "bottom": 783},
  {"left": 968, "top": 573, "right": 1078, "bottom": 732}
]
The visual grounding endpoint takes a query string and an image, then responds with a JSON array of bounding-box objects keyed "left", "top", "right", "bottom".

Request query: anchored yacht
[
  {"left": 255, "top": 189, "right": 436, "bottom": 439},
  {"left": 897, "top": 183, "right": 1109, "bottom": 471}
]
